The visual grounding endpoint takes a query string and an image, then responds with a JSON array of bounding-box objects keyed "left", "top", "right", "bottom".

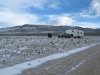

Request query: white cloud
[
  {"left": 79, "top": 11, "right": 98, "bottom": 19},
  {"left": 47, "top": 14, "right": 76, "bottom": 26},
  {"left": 75, "top": 0, "right": 100, "bottom": 19},
  {"left": 47, "top": 14, "right": 100, "bottom": 28},
  {"left": 0, "top": 10, "right": 39, "bottom": 26},
  {"left": 91, "top": 0, "right": 100, "bottom": 15},
  {"left": 48, "top": 2, "right": 60, "bottom": 9},
  {"left": 0, "top": 0, "right": 60, "bottom": 28},
  {"left": 0, "top": 0, "right": 60, "bottom": 10},
  {"left": 75, "top": 22, "right": 100, "bottom": 29}
]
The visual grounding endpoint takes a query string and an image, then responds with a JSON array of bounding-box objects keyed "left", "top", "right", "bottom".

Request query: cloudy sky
[{"left": 0, "top": 0, "right": 100, "bottom": 28}]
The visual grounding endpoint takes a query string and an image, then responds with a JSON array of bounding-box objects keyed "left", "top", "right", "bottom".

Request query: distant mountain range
[{"left": 0, "top": 24, "right": 100, "bottom": 36}]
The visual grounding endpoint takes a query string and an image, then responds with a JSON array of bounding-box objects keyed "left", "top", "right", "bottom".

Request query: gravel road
[{"left": 21, "top": 44, "right": 100, "bottom": 75}]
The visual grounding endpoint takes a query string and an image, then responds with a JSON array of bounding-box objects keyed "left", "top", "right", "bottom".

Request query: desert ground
[
  {"left": 21, "top": 44, "right": 100, "bottom": 75},
  {"left": 0, "top": 36, "right": 100, "bottom": 75}
]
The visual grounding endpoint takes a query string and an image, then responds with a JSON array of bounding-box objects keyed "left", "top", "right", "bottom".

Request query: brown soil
[{"left": 21, "top": 44, "right": 100, "bottom": 75}]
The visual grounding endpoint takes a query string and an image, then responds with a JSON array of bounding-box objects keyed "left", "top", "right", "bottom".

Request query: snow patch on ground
[{"left": 0, "top": 43, "right": 99, "bottom": 75}]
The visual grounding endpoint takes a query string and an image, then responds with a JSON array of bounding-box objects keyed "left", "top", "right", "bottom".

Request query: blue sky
[{"left": 0, "top": 0, "right": 100, "bottom": 28}]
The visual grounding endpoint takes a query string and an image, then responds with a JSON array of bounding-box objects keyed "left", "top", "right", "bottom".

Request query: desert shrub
[{"left": 47, "top": 33, "right": 52, "bottom": 38}]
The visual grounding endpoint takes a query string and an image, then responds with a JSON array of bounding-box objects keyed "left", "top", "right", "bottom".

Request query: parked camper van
[{"left": 66, "top": 29, "right": 84, "bottom": 38}]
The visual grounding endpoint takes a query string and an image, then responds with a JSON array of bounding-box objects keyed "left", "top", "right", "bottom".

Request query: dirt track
[{"left": 21, "top": 44, "right": 100, "bottom": 75}]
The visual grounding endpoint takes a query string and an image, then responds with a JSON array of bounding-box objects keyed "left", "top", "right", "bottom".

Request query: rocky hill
[{"left": 0, "top": 24, "right": 99, "bottom": 36}]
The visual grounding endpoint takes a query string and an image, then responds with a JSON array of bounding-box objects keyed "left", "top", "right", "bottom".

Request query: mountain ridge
[{"left": 0, "top": 24, "right": 100, "bottom": 36}]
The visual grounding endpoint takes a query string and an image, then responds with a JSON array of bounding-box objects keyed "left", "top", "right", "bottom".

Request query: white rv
[{"left": 66, "top": 29, "right": 84, "bottom": 38}]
